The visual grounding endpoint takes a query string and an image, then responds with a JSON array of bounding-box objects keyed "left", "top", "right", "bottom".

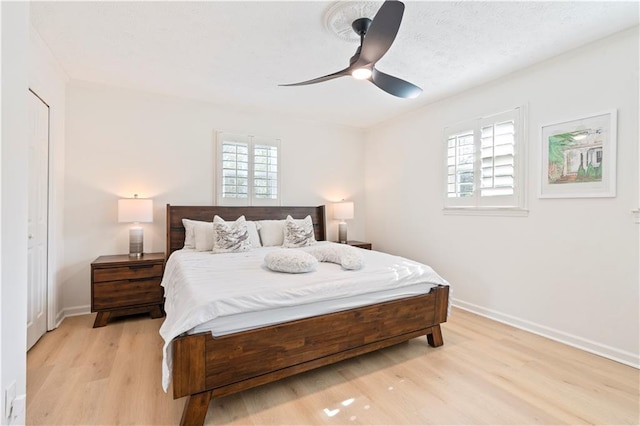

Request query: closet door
[{"left": 27, "top": 90, "right": 49, "bottom": 350}]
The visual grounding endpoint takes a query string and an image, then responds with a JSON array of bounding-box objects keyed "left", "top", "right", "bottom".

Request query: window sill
[{"left": 443, "top": 207, "right": 529, "bottom": 217}]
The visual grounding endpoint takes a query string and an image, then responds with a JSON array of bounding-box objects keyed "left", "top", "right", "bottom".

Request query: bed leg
[
  {"left": 426, "top": 324, "right": 444, "bottom": 347},
  {"left": 180, "top": 390, "right": 212, "bottom": 426}
]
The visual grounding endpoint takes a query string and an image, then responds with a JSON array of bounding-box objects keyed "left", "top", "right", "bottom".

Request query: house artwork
[{"left": 547, "top": 128, "right": 604, "bottom": 184}]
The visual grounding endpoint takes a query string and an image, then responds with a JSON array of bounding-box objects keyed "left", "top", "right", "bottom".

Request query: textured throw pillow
[
  {"left": 264, "top": 249, "right": 318, "bottom": 273},
  {"left": 212, "top": 215, "right": 251, "bottom": 253},
  {"left": 193, "top": 221, "right": 215, "bottom": 252},
  {"left": 283, "top": 215, "right": 317, "bottom": 248},
  {"left": 257, "top": 220, "right": 285, "bottom": 247},
  {"left": 308, "top": 244, "right": 364, "bottom": 270}
]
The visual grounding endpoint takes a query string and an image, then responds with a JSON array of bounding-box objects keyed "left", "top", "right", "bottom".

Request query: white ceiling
[{"left": 30, "top": 1, "right": 639, "bottom": 129}]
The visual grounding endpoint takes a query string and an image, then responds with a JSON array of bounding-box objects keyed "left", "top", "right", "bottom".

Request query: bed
[{"left": 163, "top": 204, "right": 449, "bottom": 426}]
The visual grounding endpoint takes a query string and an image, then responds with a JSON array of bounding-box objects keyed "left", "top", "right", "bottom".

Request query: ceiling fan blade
[
  {"left": 279, "top": 67, "right": 351, "bottom": 87},
  {"left": 359, "top": 0, "right": 405, "bottom": 65},
  {"left": 371, "top": 68, "right": 422, "bottom": 99}
]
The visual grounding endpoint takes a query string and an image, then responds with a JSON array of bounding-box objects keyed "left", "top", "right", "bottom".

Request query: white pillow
[
  {"left": 246, "top": 221, "right": 261, "bottom": 248},
  {"left": 193, "top": 220, "right": 215, "bottom": 252},
  {"left": 182, "top": 218, "right": 206, "bottom": 249},
  {"left": 257, "top": 220, "right": 285, "bottom": 247},
  {"left": 283, "top": 215, "right": 316, "bottom": 248},
  {"left": 308, "top": 244, "right": 364, "bottom": 270},
  {"left": 264, "top": 249, "right": 318, "bottom": 273},
  {"left": 212, "top": 215, "right": 252, "bottom": 253}
]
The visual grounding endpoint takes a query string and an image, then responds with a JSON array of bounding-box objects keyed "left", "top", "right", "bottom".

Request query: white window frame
[
  {"left": 216, "top": 132, "right": 281, "bottom": 206},
  {"left": 443, "top": 106, "right": 528, "bottom": 216}
]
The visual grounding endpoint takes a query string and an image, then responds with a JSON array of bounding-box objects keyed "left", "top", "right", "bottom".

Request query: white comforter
[{"left": 159, "top": 242, "right": 449, "bottom": 391}]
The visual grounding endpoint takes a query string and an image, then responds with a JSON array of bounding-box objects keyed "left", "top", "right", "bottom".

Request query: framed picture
[{"left": 540, "top": 110, "right": 617, "bottom": 198}]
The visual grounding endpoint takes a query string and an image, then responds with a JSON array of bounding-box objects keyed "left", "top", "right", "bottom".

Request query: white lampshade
[
  {"left": 118, "top": 197, "right": 153, "bottom": 223},
  {"left": 333, "top": 202, "right": 354, "bottom": 220}
]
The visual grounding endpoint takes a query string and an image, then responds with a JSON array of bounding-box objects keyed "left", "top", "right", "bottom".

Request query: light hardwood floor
[{"left": 27, "top": 308, "right": 639, "bottom": 425}]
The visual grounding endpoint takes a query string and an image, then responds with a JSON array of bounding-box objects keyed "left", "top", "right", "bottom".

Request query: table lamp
[
  {"left": 333, "top": 201, "right": 354, "bottom": 243},
  {"left": 118, "top": 194, "right": 153, "bottom": 257}
]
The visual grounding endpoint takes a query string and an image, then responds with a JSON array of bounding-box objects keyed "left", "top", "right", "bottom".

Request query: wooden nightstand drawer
[
  {"left": 93, "top": 264, "right": 163, "bottom": 282},
  {"left": 93, "top": 278, "right": 164, "bottom": 310}
]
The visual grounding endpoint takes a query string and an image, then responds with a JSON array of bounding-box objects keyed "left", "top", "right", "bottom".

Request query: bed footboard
[{"left": 172, "top": 284, "right": 449, "bottom": 425}]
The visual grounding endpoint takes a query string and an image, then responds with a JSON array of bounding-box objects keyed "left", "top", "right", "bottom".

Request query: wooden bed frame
[{"left": 165, "top": 204, "right": 449, "bottom": 426}]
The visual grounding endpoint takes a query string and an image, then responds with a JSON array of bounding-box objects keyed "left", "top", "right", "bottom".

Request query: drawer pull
[
  {"left": 127, "top": 277, "right": 159, "bottom": 282},
  {"left": 129, "top": 264, "right": 155, "bottom": 270}
]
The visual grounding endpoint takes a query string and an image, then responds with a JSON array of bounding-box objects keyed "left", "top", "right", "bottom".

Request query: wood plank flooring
[{"left": 27, "top": 308, "right": 639, "bottom": 425}]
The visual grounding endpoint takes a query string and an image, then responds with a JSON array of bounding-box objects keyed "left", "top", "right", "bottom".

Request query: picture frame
[{"left": 540, "top": 110, "right": 617, "bottom": 198}]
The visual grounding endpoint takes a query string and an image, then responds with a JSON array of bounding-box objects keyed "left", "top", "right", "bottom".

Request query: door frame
[{"left": 28, "top": 88, "right": 56, "bottom": 332}]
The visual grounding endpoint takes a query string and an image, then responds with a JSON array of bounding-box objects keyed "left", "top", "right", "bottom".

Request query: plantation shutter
[
  {"left": 447, "top": 130, "right": 475, "bottom": 200},
  {"left": 221, "top": 139, "right": 249, "bottom": 200},
  {"left": 478, "top": 109, "right": 519, "bottom": 206},
  {"left": 481, "top": 119, "right": 515, "bottom": 196},
  {"left": 253, "top": 139, "right": 279, "bottom": 201},
  {"left": 444, "top": 107, "right": 523, "bottom": 211},
  {"left": 217, "top": 133, "right": 281, "bottom": 206}
]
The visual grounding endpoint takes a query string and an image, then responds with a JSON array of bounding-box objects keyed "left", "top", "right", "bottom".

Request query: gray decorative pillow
[
  {"left": 283, "top": 215, "right": 316, "bottom": 248},
  {"left": 264, "top": 249, "right": 318, "bottom": 273},
  {"left": 212, "top": 215, "right": 251, "bottom": 253}
]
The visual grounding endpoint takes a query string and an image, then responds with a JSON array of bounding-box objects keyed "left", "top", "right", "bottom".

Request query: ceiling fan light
[{"left": 352, "top": 68, "right": 372, "bottom": 80}]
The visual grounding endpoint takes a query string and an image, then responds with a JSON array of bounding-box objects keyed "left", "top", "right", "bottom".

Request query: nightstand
[
  {"left": 91, "top": 252, "right": 165, "bottom": 328},
  {"left": 342, "top": 241, "right": 372, "bottom": 250}
]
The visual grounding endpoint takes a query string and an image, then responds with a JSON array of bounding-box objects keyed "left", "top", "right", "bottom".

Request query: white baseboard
[
  {"left": 452, "top": 298, "right": 639, "bottom": 369},
  {"left": 55, "top": 304, "right": 91, "bottom": 328},
  {"left": 54, "top": 309, "right": 65, "bottom": 329}
]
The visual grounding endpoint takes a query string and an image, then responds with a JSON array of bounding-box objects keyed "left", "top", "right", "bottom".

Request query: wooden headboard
[{"left": 166, "top": 205, "right": 327, "bottom": 257}]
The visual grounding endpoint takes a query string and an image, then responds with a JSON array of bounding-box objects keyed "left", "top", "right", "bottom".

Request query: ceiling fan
[{"left": 280, "top": 0, "right": 422, "bottom": 99}]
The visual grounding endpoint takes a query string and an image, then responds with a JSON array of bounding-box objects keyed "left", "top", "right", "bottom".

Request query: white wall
[
  {"left": 29, "top": 26, "right": 68, "bottom": 327},
  {"left": 63, "top": 82, "right": 365, "bottom": 311},
  {"left": 1, "top": 2, "right": 29, "bottom": 423},
  {"left": 365, "top": 27, "right": 639, "bottom": 366}
]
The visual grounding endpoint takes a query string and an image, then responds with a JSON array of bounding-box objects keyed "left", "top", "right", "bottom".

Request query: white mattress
[{"left": 159, "top": 242, "right": 449, "bottom": 391}]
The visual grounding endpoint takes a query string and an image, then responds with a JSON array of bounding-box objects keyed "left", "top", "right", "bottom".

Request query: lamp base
[
  {"left": 129, "top": 227, "right": 144, "bottom": 257},
  {"left": 338, "top": 222, "right": 347, "bottom": 244}
]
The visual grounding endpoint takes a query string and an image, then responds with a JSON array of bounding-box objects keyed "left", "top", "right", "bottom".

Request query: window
[
  {"left": 217, "top": 132, "right": 281, "bottom": 206},
  {"left": 444, "top": 107, "right": 526, "bottom": 214}
]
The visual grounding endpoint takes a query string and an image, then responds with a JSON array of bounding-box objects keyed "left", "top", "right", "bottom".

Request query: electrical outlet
[
  {"left": 4, "top": 381, "right": 16, "bottom": 419},
  {"left": 11, "top": 395, "right": 25, "bottom": 420}
]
